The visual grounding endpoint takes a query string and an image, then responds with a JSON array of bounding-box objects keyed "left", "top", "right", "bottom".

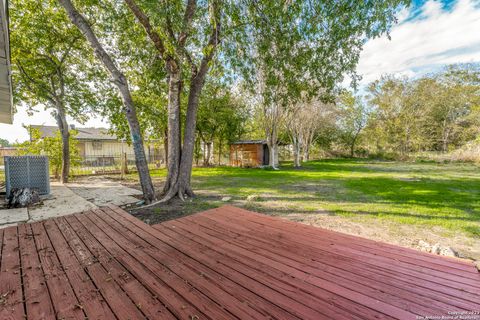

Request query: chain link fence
[
  {"left": 71, "top": 153, "right": 165, "bottom": 176},
  {"left": 0, "top": 153, "right": 165, "bottom": 184}
]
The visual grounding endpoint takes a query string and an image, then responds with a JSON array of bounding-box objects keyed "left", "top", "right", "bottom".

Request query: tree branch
[
  {"left": 17, "top": 60, "right": 56, "bottom": 104},
  {"left": 59, "top": 34, "right": 83, "bottom": 65},
  {"left": 178, "top": 0, "right": 196, "bottom": 47},
  {"left": 193, "top": 0, "right": 221, "bottom": 82},
  {"left": 123, "top": 0, "right": 179, "bottom": 72}
]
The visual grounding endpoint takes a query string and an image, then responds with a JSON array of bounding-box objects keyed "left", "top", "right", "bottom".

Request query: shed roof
[
  {"left": 231, "top": 139, "right": 267, "bottom": 145},
  {"left": 31, "top": 125, "right": 118, "bottom": 141}
]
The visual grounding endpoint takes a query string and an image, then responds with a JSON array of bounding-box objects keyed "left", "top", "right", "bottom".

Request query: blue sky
[
  {"left": 357, "top": 0, "right": 480, "bottom": 84},
  {"left": 2, "top": 0, "right": 480, "bottom": 143}
]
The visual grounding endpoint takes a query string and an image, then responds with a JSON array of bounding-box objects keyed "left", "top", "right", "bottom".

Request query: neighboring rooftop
[{"left": 30, "top": 125, "right": 118, "bottom": 141}]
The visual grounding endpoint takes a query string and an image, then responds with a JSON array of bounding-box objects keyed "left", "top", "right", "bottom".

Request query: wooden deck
[{"left": 0, "top": 205, "right": 479, "bottom": 319}]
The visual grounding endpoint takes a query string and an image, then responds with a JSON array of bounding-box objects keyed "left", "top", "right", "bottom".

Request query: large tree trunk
[
  {"left": 162, "top": 72, "right": 182, "bottom": 194},
  {"left": 163, "top": 129, "right": 168, "bottom": 166},
  {"left": 218, "top": 140, "right": 222, "bottom": 165},
  {"left": 268, "top": 143, "right": 279, "bottom": 169},
  {"left": 175, "top": 78, "right": 205, "bottom": 198},
  {"left": 442, "top": 128, "right": 450, "bottom": 153},
  {"left": 266, "top": 123, "right": 279, "bottom": 169},
  {"left": 54, "top": 101, "right": 70, "bottom": 183},
  {"left": 59, "top": 0, "right": 155, "bottom": 202},
  {"left": 194, "top": 136, "right": 201, "bottom": 166},
  {"left": 350, "top": 135, "right": 358, "bottom": 157}
]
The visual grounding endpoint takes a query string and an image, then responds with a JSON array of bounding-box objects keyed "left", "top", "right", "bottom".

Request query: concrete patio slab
[
  {"left": 28, "top": 183, "right": 97, "bottom": 222},
  {"left": 67, "top": 177, "right": 142, "bottom": 207},
  {"left": 0, "top": 207, "right": 28, "bottom": 226},
  {"left": 68, "top": 185, "right": 140, "bottom": 206},
  {"left": 0, "top": 177, "right": 142, "bottom": 227}
]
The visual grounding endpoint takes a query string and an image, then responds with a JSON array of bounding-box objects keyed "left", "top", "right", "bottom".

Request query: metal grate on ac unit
[{"left": 4, "top": 156, "right": 50, "bottom": 197}]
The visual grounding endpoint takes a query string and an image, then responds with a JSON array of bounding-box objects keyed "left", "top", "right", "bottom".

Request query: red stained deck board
[
  {"left": 42, "top": 219, "right": 117, "bottom": 320},
  {"left": 191, "top": 207, "right": 480, "bottom": 292},
  {"left": 63, "top": 213, "right": 163, "bottom": 320},
  {"left": 156, "top": 220, "right": 388, "bottom": 320},
  {"left": 215, "top": 206, "right": 477, "bottom": 275},
  {"left": 71, "top": 211, "right": 207, "bottom": 320},
  {"left": 54, "top": 215, "right": 143, "bottom": 320},
  {"left": 30, "top": 222, "right": 86, "bottom": 320},
  {"left": 105, "top": 206, "right": 302, "bottom": 320},
  {"left": 192, "top": 207, "right": 480, "bottom": 305},
  {"left": 0, "top": 204, "right": 479, "bottom": 320},
  {"left": 160, "top": 217, "right": 411, "bottom": 319},
  {"left": 220, "top": 206, "right": 474, "bottom": 270},
  {"left": 172, "top": 212, "right": 467, "bottom": 314},
  {"left": 0, "top": 227, "right": 24, "bottom": 320},
  {"left": 94, "top": 207, "right": 268, "bottom": 320},
  {"left": 191, "top": 210, "right": 479, "bottom": 311},
  {"left": 18, "top": 224, "right": 55, "bottom": 320},
  {"left": 83, "top": 209, "right": 237, "bottom": 320}
]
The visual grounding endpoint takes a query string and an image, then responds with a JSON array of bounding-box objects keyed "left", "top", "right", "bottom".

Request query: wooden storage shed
[{"left": 229, "top": 140, "right": 270, "bottom": 167}]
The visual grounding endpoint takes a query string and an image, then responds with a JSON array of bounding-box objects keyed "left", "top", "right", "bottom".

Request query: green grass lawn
[{"left": 142, "top": 159, "right": 480, "bottom": 239}]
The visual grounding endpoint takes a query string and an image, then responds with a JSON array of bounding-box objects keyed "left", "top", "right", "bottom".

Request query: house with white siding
[{"left": 30, "top": 125, "right": 165, "bottom": 166}]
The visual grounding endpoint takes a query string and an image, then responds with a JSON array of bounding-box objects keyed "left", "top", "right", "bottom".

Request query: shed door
[{"left": 262, "top": 144, "right": 269, "bottom": 165}]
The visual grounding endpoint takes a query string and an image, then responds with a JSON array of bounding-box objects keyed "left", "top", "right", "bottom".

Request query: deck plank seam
[
  {"left": 188, "top": 213, "right": 476, "bottom": 313},
  {"left": 65, "top": 212, "right": 156, "bottom": 320},
  {"left": 75, "top": 211, "right": 207, "bottom": 320},
  {"left": 160, "top": 219, "right": 388, "bottom": 320},
  {"left": 211, "top": 207, "right": 480, "bottom": 288},
  {"left": 107, "top": 206, "right": 312, "bottom": 320},
  {"left": 87, "top": 208, "right": 240, "bottom": 320}
]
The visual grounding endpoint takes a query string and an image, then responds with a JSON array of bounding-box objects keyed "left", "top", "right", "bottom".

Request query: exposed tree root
[{"left": 138, "top": 183, "right": 195, "bottom": 209}]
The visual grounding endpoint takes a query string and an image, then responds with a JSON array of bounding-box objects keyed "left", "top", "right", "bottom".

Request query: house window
[{"left": 92, "top": 141, "right": 103, "bottom": 151}]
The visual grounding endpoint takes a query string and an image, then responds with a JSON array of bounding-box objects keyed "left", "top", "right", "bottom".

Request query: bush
[
  {"left": 16, "top": 128, "right": 81, "bottom": 178},
  {"left": 449, "top": 141, "right": 480, "bottom": 163}
]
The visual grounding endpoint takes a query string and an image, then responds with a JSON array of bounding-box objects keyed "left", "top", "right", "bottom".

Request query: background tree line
[
  {"left": 10, "top": 0, "right": 409, "bottom": 203},
  {"left": 260, "top": 64, "right": 480, "bottom": 166}
]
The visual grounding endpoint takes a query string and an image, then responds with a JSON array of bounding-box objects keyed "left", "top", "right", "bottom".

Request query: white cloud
[{"left": 357, "top": 0, "right": 480, "bottom": 84}]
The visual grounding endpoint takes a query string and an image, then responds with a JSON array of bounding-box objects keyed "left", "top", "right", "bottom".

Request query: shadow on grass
[
  {"left": 190, "top": 162, "right": 480, "bottom": 237},
  {"left": 142, "top": 159, "right": 480, "bottom": 236}
]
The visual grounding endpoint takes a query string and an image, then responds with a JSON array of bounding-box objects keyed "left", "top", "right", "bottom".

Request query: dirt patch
[{"left": 128, "top": 193, "right": 223, "bottom": 225}]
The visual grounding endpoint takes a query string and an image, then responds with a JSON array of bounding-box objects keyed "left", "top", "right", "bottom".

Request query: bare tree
[
  {"left": 253, "top": 70, "right": 286, "bottom": 169},
  {"left": 263, "top": 102, "right": 284, "bottom": 169},
  {"left": 286, "top": 98, "right": 333, "bottom": 167},
  {"left": 58, "top": 0, "right": 155, "bottom": 202}
]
